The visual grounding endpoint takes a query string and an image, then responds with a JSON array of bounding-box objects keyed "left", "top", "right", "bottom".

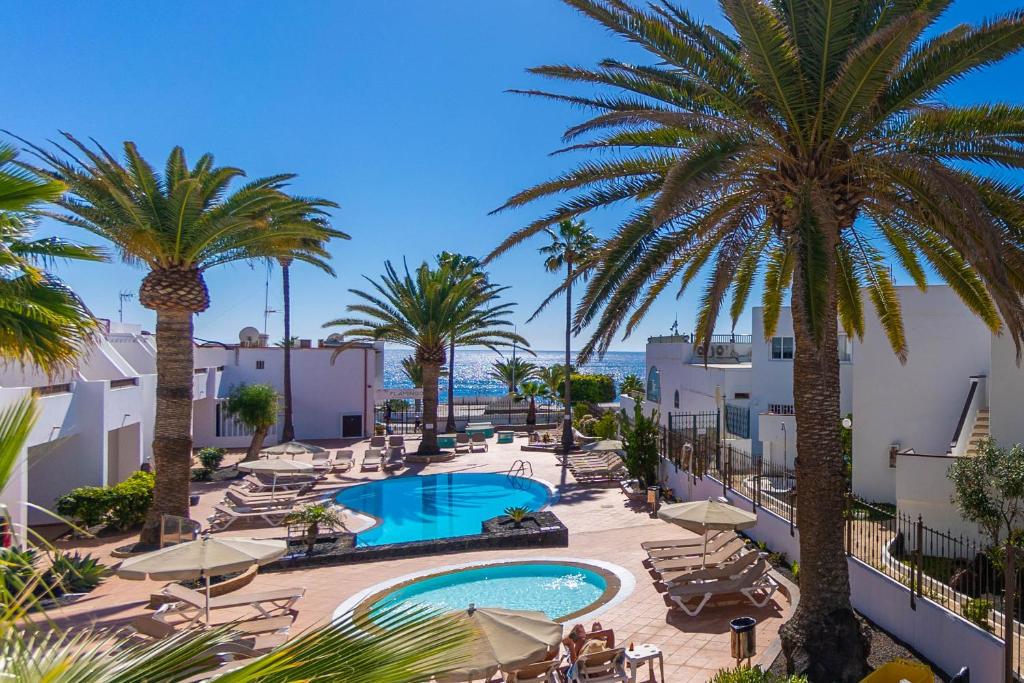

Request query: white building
[
  {"left": 634, "top": 307, "right": 854, "bottom": 462},
  {"left": 0, "top": 323, "right": 382, "bottom": 537}
]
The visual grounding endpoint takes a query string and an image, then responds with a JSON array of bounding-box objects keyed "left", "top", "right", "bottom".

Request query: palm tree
[
  {"left": 400, "top": 355, "right": 431, "bottom": 417},
  {"left": 537, "top": 219, "right": 599, "bottom": 454},
  {"left": 325, "top": 261, "right": 524, "bottom": 453},
  {"left": 436, "top": 252, "right": 485, "bottom": 432},
  {"left": 267, "top": 197, "right": 348, "bottom": 443},
  {"left": 489, "top": 357, "right": 539, "bottom": 393},
  {"left": 224, "top": 383, "right": 279, "bottom": 462},
  {"left": 515, "top": 380, "right": 550, "bottom": 427},
  {"left": 620, "top": 373, "right": 644, "bottom": 399},
  {"left": 488, "top": 1, "right": 1024, "bottom": 677},
  {"left": 25, "top": 134, "right": 339, "bottom": 546},
  {"left": 535, "top": 364, "right": 567, "bottom": 405},
  {"left": 0, "top": 144, "right": 102, "bottom": 371}
]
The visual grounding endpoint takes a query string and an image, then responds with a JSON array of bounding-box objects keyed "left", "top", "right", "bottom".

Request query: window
[
  {"left": 734, "top": 392, "right": 750, "bottom": 400},
  {"left": 838, "top": 334, "right": 853, "bottom": 363},
  {"left": 770, "top": 336, "right": 794, "bottom": 360},
  {"left": 255, "top": 360, "right": 265, "bottom": 370},
  {"left": 646, "top": 366, "right": 661, "bottom": 402},
  {"left": 673, "top": 390, "right": 680, "bottom": 409}
]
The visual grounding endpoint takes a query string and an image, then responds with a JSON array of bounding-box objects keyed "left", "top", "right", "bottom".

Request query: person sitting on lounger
[{"left": 562, "top": 622, "right": 615, "bottom": 662}]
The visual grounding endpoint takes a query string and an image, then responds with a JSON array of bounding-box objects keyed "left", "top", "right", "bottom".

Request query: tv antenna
[
  {"left": 670, "top": 315, "right": 679, "bottom": 335},
  {"left": 118, "top": 290, "right": 134, "bottom": 323},
  {"left": 262, "top": 262, "right": 277, "bottom": 334}
]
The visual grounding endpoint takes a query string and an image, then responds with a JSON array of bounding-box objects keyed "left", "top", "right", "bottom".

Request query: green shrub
[
  {"left": 0, "top": 547, "right": 38, "bottom": 598},
  {"left": 198, "top": 447, "right": 225, "bottom": 472},
  {"left": 963, "top": 598, "right": 993, "bottom": 631},
  {"left": 790, "top": 561, "right": 799, "bottom": 582},
  {"left": 55, "top": 486, "right": 112, "bottom": 529},
  {"left": 559, "top": 373, "right": 616, "bottom": 403},
  {"left": 191, "top": 467, "right": 211, "bottom": 482},
  {"left": 620, "top": 402, "right": 660, "bottom": 487},
  {"left": 107, "top": 471, "right": 155, "bottom": 530},
  {"left": 711, "top": 666, "right": 807, "bottom": 682},
  {"left": 44, "top": 551, "right": 108, "bottom": 594},
  {"left": 576, "top": 414, "right": 598, "bottom": 436},
  {"left": 768, "top": 551, "right": 788, "bottom": 567},
  {"left": 593, "top": 412, "right": 618, "bottom": 439}
]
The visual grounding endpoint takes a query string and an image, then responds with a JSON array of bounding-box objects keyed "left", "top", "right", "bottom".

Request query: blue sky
[{"left": 6, "top": 1, "right": 1023, "bottom": 351}]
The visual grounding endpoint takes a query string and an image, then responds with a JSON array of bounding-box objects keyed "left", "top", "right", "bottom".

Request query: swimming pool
[
  {"left": 367, "top": 561, "right": 614, "bottom": 622},
  {"left": 334, "top": 472, "right": 551, "bottom": 546}
]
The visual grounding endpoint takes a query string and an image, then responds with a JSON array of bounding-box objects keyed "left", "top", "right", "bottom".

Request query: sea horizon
[{"left": 383, "top": 347, "right": 645, "bottom": 400}]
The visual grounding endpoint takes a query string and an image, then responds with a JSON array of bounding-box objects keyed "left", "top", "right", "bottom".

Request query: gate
[{"left": 663, "top": 411, "right": 720, "bottom": 474}]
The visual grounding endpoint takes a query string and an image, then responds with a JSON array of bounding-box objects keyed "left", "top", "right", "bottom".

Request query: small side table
[{"left": 624, "top": 644, "right": 664, "bottom": 683}]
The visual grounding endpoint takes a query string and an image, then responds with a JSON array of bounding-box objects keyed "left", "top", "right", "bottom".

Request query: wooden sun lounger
[
  {"left": 650, "top": 536, "right": 746, "bottom": 574},
  {"left": 504, "top": 658, "right": 562, "bottom": 682},
  {"left": 568, "top": 647, "right": 629, "bottom": 683},
  {"left": 361, "top": 448, "right": 383, "bottom": 471},
  {"left": 659, "top": 548, "right": 761, "bottom": 587},
  {"left": 160, "top": 583, "right": 305, "bottom": 624},
  {"left": 641, "top": 530, "right": 725, "bottom": 552},
  {"left": 207, "top": 504, "right": 294, "bottom": 531},
  {"left": 646, "top": 531, "right": 736, "bottom": 560},
  {"left": 666, "top": 555, "right": 778, "bottom": 616},
  {"left": 224, "top": 489, "right": 301, "bottom": 506}
]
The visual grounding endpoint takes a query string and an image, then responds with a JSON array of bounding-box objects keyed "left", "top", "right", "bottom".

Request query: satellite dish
[
  {"left": 324, "top": 333, "right": 344, "bottom": 346},
  {"left": 239, "top": 326, "right": 261, "bottom": 346}
]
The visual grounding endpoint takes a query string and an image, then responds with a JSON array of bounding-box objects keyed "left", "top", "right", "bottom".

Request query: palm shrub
[
  {"left": 619, "top": 402, "right": 659, "bottom": 487},
  {"left": 503, "top": 506, "right": 532, "bottom": 528},
  {"left": 26, "top": 134, "right": 341, "bottom": 545},
  {"left": 224, "top": 383, "right": 279, "bottom": 462},
  {"left": 620, "top": 374, "right": 644, "bottom": 399},
  {"left": 284, "top": 503, "right": 348, "bottom": 556},
  {"left": 515, "top": 380, "right": 550, "bottom": 427},
  {"left": 326, "top": 260, "right": 523, "bottom": 454},
  {"left": 488, "top": 1, "right": 1024, "bottom": 676},
  {"left": 489, "top": 357, "right": 539, "bottom": 393}
]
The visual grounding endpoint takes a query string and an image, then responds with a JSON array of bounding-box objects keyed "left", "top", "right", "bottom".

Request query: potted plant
[
  {"left": 283, "top": 503, "right": 348, "bottom": 555},
  {"left": 504, "top": 506, "right": 532, "bottom": 529}
]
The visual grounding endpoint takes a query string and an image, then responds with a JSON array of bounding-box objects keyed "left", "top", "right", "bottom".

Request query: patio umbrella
[
  {"left": 237, "top": 458, "right": 315, "bottom": 496},
  {"left": 116, "top": 536, "right": 286, "bottom": 624},
  {"left": 435, "top": 606, "right": 562, "bottom": 681},
  {"left": 581, "top": 439, "right": 624, "bottom": 453},
  {"left": 657, "top": 498, "right": 757, "bottom": 566},
  {"left": 259, "top": 440, "right": 327, "bottom": 457}
]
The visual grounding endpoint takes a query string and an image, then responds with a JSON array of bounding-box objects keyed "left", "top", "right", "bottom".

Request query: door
[{"left": 341, "top": 414, "right": 363, "bottom": 438}]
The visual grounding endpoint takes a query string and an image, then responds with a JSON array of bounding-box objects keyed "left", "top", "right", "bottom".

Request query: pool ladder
[{"left": 507, "top": 459, "right": 533, "bottom": 479}]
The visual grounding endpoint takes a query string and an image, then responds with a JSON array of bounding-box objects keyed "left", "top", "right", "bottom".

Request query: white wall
[
  {"left": 988, "top": 333, "right": 1024, "bottom": 447},
  {"left": 852, "top": 286, "right": 990, "bottom": 503},
  {"left": 893, "top": 454, "right": 983, "bottom": 543},
  {"left": 644, "top": 338, "right": 750, "bottom": 428}
]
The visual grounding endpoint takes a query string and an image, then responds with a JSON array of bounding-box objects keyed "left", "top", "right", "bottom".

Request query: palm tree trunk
[
  {"left": 244, "top": 424, "right": 269, "bottom": 463},
  {"left": 527, "top": 396, "right": 537, "bottom": 427},
  {"left": 445, "top": 341, "right": 456, "bottom": 433},
  {"left": 419, "top": 361, "right": 441, "bottom": 454},
  {"left": 779, "top": 244, "right": 870, "bottom": 681},
  {"left": 139, "top": 309, "right": 194, "bottom": 546},
  {"left": 561, "top": 258, "right": 574, "bottom": 455},
  {"left": 280, "top": 260, "right": 295, "bottom": 442}
]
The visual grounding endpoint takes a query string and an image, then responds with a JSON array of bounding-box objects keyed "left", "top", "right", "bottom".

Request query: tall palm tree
[
  {"left": 325, "top": 261, "right": 525, "bottom": 453},
  {"left": 401, "top": 355, "right": 428, "bottom": 416},
  {"left": 537, "top": 219, "right": 598, "bottom": 454},
  {"left": 25, "top": 134, "right": 339, "bottom": 546},
  {"left": 534, "top": 364, "right": 567, "bottom": 405},
  {"left": 0, "top": 144, "right": 102, "bottom": 371},
  {"left": 268, "top": 197, "right": 348, "bottom": 442},
  {"left": 488, "top": 357, "right": 539, "bottom": 393},
  {"left": 436, "top": 252, "right": 485, "bottom": 432},
  {"left": 488, "top": 1, "right": 1024, "bottom": 678},
  {"left": 515, "top": 380, "right": 550, "bottom": 427}
]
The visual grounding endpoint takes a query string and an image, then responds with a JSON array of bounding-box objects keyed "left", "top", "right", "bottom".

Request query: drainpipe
[{"left": 363, "top": 347, "right": 369, "bottom": 438}]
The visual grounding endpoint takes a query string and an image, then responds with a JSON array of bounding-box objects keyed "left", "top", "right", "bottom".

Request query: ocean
[{"left": 383, "top": 348, "right": 645, "bottom": 400}]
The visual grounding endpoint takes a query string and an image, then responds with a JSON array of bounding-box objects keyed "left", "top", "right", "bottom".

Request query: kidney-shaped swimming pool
[{"left": 334, "top": 472, "right": 552, "bottom": 546}]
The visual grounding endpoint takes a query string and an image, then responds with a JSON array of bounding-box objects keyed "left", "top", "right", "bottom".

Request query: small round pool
[
  {"left": 366, "top": 561, "right": 618, "bottom": 622},
  {"left": 334, "top": 472, "right": 551, "bottom": 546}
]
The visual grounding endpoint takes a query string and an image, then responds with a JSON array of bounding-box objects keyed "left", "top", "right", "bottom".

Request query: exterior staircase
[{"left": 964, "top": 408, "right": 990, "bottom": 457}]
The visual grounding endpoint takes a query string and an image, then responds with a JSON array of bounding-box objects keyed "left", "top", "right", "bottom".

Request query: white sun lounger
[
  {"left": 646, "top": 531, "right": 736, "bottom": 560},
  {"left": 650, "top": 536, "right": 746, "bottom": 574},
  {"left": 332, "top": 449, "right": 354, "bottom": 472},
  {"left": 470, "top": 432, "right": 488, "bottom": 452},
  {"left": 159, "top": 583, "right": 305, "bottom": 625},
  {"left": 454, "top": 432, "right": 471, "bottom": 453},
  {"left": 362, "top": 448, "right": 383, "bottom": 471},
  {"left": 207, "top": 504, "right": 294, "bottom": 531},
  {"left": 659, "top": 548, "right": 761, "bottom": 587},
  {"left": 641, "top": 530, "right": 726, "bottom": 553},
  {"left": 568, "top": 647, "right": 629, "bottom": 682},
  {"left": 667, "top": 555, "right": 778, "bottom": 616}
]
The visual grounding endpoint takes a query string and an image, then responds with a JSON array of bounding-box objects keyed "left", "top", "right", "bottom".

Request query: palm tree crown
[
  {"left": 489, "top": 357, "right": 539, "bottom": 393},
  {"left": 0, "top": 144, "right": 103, "bottom": 371},
  {"left": 489, "top": 1, "right": 1024, "bottom": 678}
]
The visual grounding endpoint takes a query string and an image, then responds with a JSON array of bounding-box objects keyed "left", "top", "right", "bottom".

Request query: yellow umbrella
[
  {"left": 657, "top": 498, "right": 757, "bottom": 566},
  {"left": 435, "top": 606, "right": 563, "bottom": 682},
  {"left": 116, "top": 536, "right": 286, "bottom": 623}
]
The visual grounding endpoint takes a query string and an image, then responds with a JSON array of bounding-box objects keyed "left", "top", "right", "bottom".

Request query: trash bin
[
  {"left": 646, "top": 486, "right": 660, "bottom": 513},
  {"left": 729, "top": 617, "right": 757, "bottom": 663}
]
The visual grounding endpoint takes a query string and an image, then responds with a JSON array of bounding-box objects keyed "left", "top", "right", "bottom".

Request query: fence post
[
  {"left": 1005, "top": 540, "right": 1016, "bottom": 683},
  {"left": 915, "top": 515, "right": 923, "bottom": 599},
  {"left": 844, "top": 493, "right": 851, "bottom": 556},
  {"left": 724, "top": 443, "right": 731, "bottom": 497}
]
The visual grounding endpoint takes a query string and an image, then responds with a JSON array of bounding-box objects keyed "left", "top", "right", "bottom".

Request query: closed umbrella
[
  {"left": 260, "top": 440, "right": 327, "bottom": 457},
  {"left": 117, "top": 536, "right": 286, "bottom": 624},
  {"left": 435, "top": 606, "right": 562, "bottom": 681},
  {"left": 237, "top": 458, "right": 315, "bottom": 496},
  {"left": 657, "top": 498, "right": 757, "bottom": 566}
]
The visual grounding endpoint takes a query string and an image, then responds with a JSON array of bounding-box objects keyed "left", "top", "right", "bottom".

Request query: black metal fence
[
  {"left": 375, "top": 395, "right": 564, "bottom": 434},
  {"left": 725, "top": 403, "right": 751, "bottom": 439},
  {"left": 663, "top": 411, "right": 720, "bottom": 471}
]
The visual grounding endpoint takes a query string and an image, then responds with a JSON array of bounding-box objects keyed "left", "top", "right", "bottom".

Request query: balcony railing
[
  {"left": 768, "top": 403, "right": 795, "bottom": 415},
  {"left": 110, "top": 378, "right": 139, "bottom": 389}
]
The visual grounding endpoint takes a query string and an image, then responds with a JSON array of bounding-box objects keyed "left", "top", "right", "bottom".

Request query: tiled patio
[{"left": 38, "top": 436, "right": 794, "bottom": 682}]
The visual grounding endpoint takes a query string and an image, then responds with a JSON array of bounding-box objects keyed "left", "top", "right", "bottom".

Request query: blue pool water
[
  {"left": 371, "top": 563, "right": 608, "bottom": 621},
  {"left": 335, "top": 473, "right": 551, "bottom": 546}
]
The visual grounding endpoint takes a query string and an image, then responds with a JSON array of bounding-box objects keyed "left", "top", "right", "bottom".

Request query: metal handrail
[{"left": 507, "top": 459, "right": 533, "bottom": 479}]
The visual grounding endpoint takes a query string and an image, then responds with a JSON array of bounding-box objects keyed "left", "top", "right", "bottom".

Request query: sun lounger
[
  {"left": 659, "top": 548, "right": 761, "bottom": 587},
  {"left": 232, "top": 474, "right": 313, "bottom": 494},
  {"left": 332, "top": 449, "right": 354, "bottom": 472},
  {"left": 470, "top": 432, "right": 488, "bottom": 452},
  {"left": 650, "top": 536, "right": 746, "bottom": 574},
  {"left": 224, "top": 489, "right": 301, "bottom": 507},
  {"left": 207, "top": 504, "right": 294, "bottom": 531},
  {"left": 641, "top": 530, "right": 726, "bottom": 553},
  {"left": 369, "top": 435, "right": 386, "bottom": 448},
  {"left": 454, "top": 432, "right": 471, "bottom": 453},
  {"left": 388, "top": 435, "right": 406, "bottom": 454},
  {"left": 504, "top": 658, "right": 562, "bottom": 682},
  {"left": 160, "top": 583, "right": 305, "bottom": 625},
  {"left": 129, "top": 614, "right": 288, "bottom": 667},
  {"left": 383, "top": 447, "right": 404, "bottom": 471},
  {"left": 362, "top": 448, "right": 383, "bottom": 471},
  {"left": 568, "top": 647, "right": 628, "bottom": 683},
  {"left": 310, "top": 451, "right": 332, "bottom": 474},
  {"left": 646, "top": 531, "right": 736, "bottom": 560},
  {"left": 667, "top": 555, "right": 778, "bottom": 616}
]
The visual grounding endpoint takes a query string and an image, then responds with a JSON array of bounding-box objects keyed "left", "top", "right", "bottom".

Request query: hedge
[
  {"left": 56, "top": 471, "right": 155, "bottom": 531},
  {"left": 558, "top": 373, "right": 616, "bottom": 403}
]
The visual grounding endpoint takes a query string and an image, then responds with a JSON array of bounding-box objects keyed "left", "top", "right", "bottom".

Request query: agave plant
[{"left": 503, "top": 506, "right": 532, "bottom": 529}]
